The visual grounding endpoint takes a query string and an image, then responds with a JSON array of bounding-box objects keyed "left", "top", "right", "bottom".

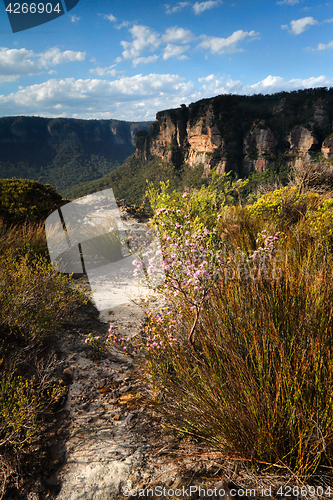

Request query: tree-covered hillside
[{"left": 0, "top": 116, "right": 151, "bottom": 194}]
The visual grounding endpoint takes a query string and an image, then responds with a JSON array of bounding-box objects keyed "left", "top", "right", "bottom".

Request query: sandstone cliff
[{"left": 135, "top": 88, "right": 333, "bottom": 176}]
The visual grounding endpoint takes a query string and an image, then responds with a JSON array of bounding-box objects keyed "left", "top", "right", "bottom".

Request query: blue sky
[{"left": 0, "top": 0, "right": 333, "bottom": 121}]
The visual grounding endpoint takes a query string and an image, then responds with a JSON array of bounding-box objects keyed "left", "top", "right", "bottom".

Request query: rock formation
[{"left": 135, "top": 88, "right": 333, "bottom": 176}]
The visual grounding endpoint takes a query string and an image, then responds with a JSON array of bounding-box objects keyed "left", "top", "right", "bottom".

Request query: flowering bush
[{"left": 85, "top": 180, "right": 333, "bottom": 478}]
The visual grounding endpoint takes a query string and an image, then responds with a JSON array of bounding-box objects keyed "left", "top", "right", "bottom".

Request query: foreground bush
[
  {"left": 0, "top": 240, "right": 89, "bottom": 496},
  {"left": 0, "top": 218, "right": 48, "bottom": 260},
  {"left": 91, "top": 182, "right": 333, "bottom": 479},
  {"left": 138, "top": 241, "right": 333, "bottom": 478},
  {"left": 0, "top": 372, "right": 64, "bottom": 451},
  {"left": 0, "top": 251, "right": 88, "bottom": 342},
  {"left": 0, "top": 178, "right": 65, "bottom": 224}
]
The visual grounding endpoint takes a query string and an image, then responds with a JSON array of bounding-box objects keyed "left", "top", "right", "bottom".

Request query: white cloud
[
  {"left": 89, "top": 65, "right": 118, "bottom": 76},
  {"left": 0, "top": 48, "right": 36, "bottom": 77},
  {"left": 1, "top": 73, "right": 333, "bottom": 121},
  {"left": 121, "top": 25, "right": 161, "bottom": 60},
  {"left": 193, "top": 0, "right": 221, "bottom": 14},
  {"left": 115, "top": 21, "right": 130, "bottom": 30},
  {"left": 282, "top": 16, "right": 318, "bottom": 35},
  {"left": 198, "top": 74, "right": 215, "bottom": 82},
  {"left": 39, "top": 47, "right": 85, "bottom": 66},
  {"left": 162, "top": 27, "right": 194, "bottom": 44},
  {"left": 277, "top": 0, "right": 300, "bottom": 5},
  {"left": 0, "top": 75, "right": 194, "bottom": 120},
  {"left": 191, "top": 74, "right": 333, "bottom": 103},
  {"left": 316, "top": 40, "right": 333, "bottom": 50},
  {"left": 163, "top": 44, "right": 190, "bottom": 60},
  {"left": 132, "top": 55, "right": 159, "bottom": 66},
  {"left": 104, "top": 14, "right": 117, "bottom": 22},
  {"left": 117, "top": 23, "right": 257, "bottom": 66},
  {"left": 0, "top": 47, "right": 85, "bottom": 83},
  {"left": 165, "top": 2, "right": 189, "bottom": 14},
  {"left": 70, "top": 15, "right": 80, "bottom": 22},
  {"left": 197, "top": 30, "right": 259, "bottom": 54},
  {"left": 245, "top": 74, "right": 330, "bottom": 93}
]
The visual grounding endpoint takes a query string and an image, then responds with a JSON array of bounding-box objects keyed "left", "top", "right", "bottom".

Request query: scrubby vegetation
[
  {"left": 0, "top": 183, "right": 89, "bottom": 497},
  {"left": 3, "top": 158, "right": 333, "bottom": 495},
  {"left": 0, "top": 178, "right": 66, "bottom": 225},
  {"left": 63, "top": 155, "right": 208, "bottom": 205},
  {"left": 86, "top": 161, "right": 333, "bottom": 482}
]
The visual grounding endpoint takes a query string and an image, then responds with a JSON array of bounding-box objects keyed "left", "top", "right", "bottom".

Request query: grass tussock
[{"left": 144, "top": 240, "right": 333, "bottom": 478}]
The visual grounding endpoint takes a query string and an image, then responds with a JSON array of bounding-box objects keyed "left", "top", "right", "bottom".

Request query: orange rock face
[
  {"left": 321, "top": 135, "right": 333, "bottom": 158},
  {"left": 287, "top": 127, "right": 318, "bottom": 154},
  {"left": 134, "top": 91, "right": 333, "bottom": 177}
]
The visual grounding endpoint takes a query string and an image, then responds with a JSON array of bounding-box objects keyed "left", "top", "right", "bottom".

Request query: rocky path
[{"left": 42, "top": 292, "right": 235, "bottom": 500}]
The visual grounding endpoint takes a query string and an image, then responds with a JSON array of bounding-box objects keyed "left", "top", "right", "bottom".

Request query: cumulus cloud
[
  {"left": 132, "top": 55, "right": 159, "bottom": 66},
  {"left": 1, "top": 73, "right": 333, "bottom": 121},
  {"left": 0, "top": 47, "right": 85, "bottom": 83},
  {"left": 39, "top": 47, "right": 85, "bottom": 66},
  {"left": 163, "top": 44, "right": 190, "bottom": 60},
  {"left": 119, "top": 24, "right": 194, "bottom": 66},
  {"left": 70, "top": 15, "right": 80, "bottom": 22},
  {"left": 245, "top": 74, "right": 330, "bottom": 93},
  {"left": 121, "top": 25, "right": 160, "bottom": 60},
  {"left": 197, "top": 30, "right": 259, "bottom": 54},
  {"left": 165, "top": 2, "right": 189, "bottom": 14},
  {"left": 191, "top": 74, "right": 333, "bottom": 103},
  {"left": 282, "top": 16, "right": 318, "bottom": 35},
  {"left": 0, "top": 74, "right": 194, "bottom": 120},
  {"left": 198, "top": 74, "right": 215, "bottom": 82},
  {"left": 162, "top": 27, "right": 194, "bottom": 44},
  {"left": 118, "top": 23, "right": 258, "bottom": 65},
  {"left": 193, "top": 0, "right": 221, "bottom": 15},
  {"left": 89, "top": 65, "right": 118, "bottom": 76},
  {"left": 104, "top": 14, "right": 117, "bottom": 22},
  {"left": 316, "top": 40, "right": 333, "bottom": 50}
]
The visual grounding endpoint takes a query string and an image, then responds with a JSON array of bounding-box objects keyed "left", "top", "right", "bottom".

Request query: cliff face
[
  {"left": 0, "top": 116, "right": 151, "bottom": 193},
  {"left": 135, "top": 88, "right": 333, "bottom": 176},
  {"left": 2, "top": 116, "right": 151, "bottom": 154}
]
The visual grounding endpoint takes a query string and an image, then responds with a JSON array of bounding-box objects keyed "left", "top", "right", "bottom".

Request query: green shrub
[
  {"left": 0, "top": 373, "right": 65, "bottom": 450},
  {"left": 0, "top": 178, "right": 65, "bottom": 224},
  {"left": 0, "top": 244, "right": 89, "bottom": 495},
  {"left": 0, "top": 251, "right": 89, "bottom": 342}
]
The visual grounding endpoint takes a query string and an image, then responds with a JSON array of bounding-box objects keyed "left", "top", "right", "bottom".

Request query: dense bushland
[
  {"left": 63, "top": 155, "right": 208, "bottom": 206},
  {"left": 0, "top": 116, "right": 150, "bottom": 194},
  {"left": 0, "top": 178, "right": 66, "bottom": 225},
  {"left": 0, "top": 208, "right": 89, "bottom": 497}
]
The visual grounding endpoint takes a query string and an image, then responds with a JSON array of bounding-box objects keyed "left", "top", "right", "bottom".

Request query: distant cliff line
[
  {"left": 0, "top": 115, "right": 152, "bottom": 193},
  {"left": 135, "top": 88, "right": 333, "bottom": 177}
]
